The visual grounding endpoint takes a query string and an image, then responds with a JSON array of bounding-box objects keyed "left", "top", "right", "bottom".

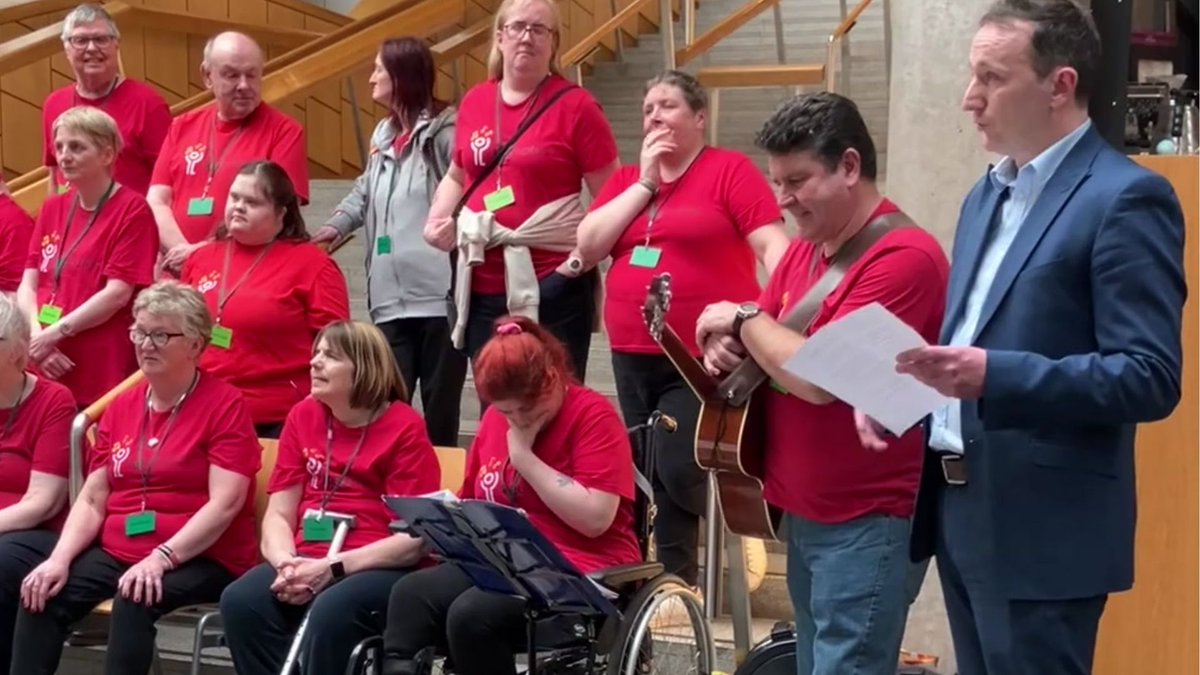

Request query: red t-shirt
[
  {"left": 591, "top": 148, "right": 781, "bottom": 355},
  {"left": 460, "top": 385, "right": 640, "bottom": 574},
  {"left": 269, "top": 396, "right": 441, "bottom": 558},
  {"left": 759, "top": 200, "right": 949, "bottom": 523},
  {"left": 453, "top": 76, "right": 618, "bottom": 294},
  {"left": 42, "top": 79, "right": 172, "bottom": 196},
  {"left": 151, "top": 103, "right": 309, "bottom": 244},
  {"left": 25, "top": 187, "right": 159, "bottom": 407},
  {"left": 0, "top": 377, "right": 75, "bottom": 531},
  {"left": 180, "top": 240, "right": 350, "bottom": 425},
  {"left": 0, "top": 194, "right": 35, "bottom": 292},
  {"left": 89, "top": 373, "right": 261, "bottom": 575}
]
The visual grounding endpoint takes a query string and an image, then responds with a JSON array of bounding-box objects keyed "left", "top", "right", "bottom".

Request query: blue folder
[{"left": 385, "top": 496, "right": 617, "bottom": 617}]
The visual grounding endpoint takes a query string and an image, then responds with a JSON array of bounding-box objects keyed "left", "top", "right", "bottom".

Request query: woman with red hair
[{"left": 380, "top": 315, "right": 639, "bottom": 675}]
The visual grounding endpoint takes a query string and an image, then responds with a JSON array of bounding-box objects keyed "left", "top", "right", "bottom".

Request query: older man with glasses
[{"left": 42, "top": 3, "right": 171, "bottom": 197}]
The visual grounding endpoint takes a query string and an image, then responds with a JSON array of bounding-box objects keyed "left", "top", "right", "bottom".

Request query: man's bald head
[{"left": 201, "top": 32, "right": 264, "bottom": 120}]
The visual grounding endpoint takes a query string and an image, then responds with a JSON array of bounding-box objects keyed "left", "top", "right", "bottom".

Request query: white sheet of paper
[{"left": 782, "top": 302, "right": 950, "bottom": 436}]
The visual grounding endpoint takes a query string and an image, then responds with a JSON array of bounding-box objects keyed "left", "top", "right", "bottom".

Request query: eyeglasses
[
  {"left": 502, "top": 21, "right": 554, "bottom": 40},
  {"left": 66, "top": 34, "right": 116, "bottom": 49},
  {"left": 129, "top": 329, "right": 186, "bottom": 348}
]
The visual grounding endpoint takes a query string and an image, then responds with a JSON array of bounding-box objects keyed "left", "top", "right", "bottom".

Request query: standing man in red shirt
[
  {"left": 695, "top": 93, "right": 949, "bottom": 675},
  {"left": 43, "top": 4, "right": 172, "bottom": 197},
  {"left": 148, "top": 31, "right": 309, "bottom": 274}
]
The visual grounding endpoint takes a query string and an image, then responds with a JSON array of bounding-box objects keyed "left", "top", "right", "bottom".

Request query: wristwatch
[
  {"left": 732, "top": 302, "right": 762, "bottom": 339},
  {"left": 566, "top": 256, "right": 584, "bottom": 274},
  {"left": 328, "top": 556, "right": 346, "bottom": 581}
]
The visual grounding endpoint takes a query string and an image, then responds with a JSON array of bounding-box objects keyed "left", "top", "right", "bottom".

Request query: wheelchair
[{"left": 345, "top": 411, "right": 715, "bottom": 675}]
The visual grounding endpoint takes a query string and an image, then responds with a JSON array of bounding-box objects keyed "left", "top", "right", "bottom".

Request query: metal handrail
[{"left": 824, "top": 0, "right": 887, "bottom": 94}]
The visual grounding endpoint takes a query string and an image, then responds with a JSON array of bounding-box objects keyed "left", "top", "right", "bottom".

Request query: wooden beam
[
  {"left": 431, "top": 15, "right": 491, "bottom": 63},
  {"left": 695, "top": 63, "right": 824, "bottom": 89},
  {"left": 265, "top": 0, "right": 353, "bottom": 26},
  {"left": 675, "top": 0, "right": 778, "bottom": 67},
  {"left": 561, "top": 0, "right": 653, "bottom": 66},
  {"left": 0, "top": 0, "right": 77, "bottom": 24},
  {"left": 122, "top": 6, "right": 327, "bottom": 48}
]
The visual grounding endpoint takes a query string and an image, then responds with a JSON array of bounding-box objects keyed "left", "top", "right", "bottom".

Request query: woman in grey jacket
[{"left": 314, "top": 37, "right": 467, "bottom": 447}]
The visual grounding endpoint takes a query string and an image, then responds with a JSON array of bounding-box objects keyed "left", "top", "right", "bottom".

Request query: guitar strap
[{"left": 716, "top": 209, "right": 917, "bottom": 406}]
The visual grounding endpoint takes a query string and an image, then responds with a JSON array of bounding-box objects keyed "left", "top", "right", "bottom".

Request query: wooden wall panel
[{"left": 0, "top": 0, "right": 669, "bottom": 181}]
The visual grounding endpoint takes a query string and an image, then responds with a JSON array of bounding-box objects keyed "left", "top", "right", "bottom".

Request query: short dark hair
[
  {"left": 754, "top": 92, "right": 877, "bottom": 181},
  {"left": 214, "top": 160, "right": 309, "bottom": 242},
  {"left": 980, "top": 0, "right": 1099, "bottom": 104},
  {"left": 645, "top": 69, "right": 708, "bottom": 112},
  {"left": 380, "top": 37, "right": 447, "bottom": 131}
]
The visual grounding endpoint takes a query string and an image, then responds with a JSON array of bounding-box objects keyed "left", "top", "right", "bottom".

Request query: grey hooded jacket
[{"left": 326, "top": 108, "right": 455, "bottom": 323}]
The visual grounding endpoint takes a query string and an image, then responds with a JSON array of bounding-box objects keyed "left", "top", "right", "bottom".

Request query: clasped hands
[
  {"left": 28, "top": 324, "right": 73, "bottom": 379},
  {"left": 270, "top": 556, "right": 334, "bottom": 605}
]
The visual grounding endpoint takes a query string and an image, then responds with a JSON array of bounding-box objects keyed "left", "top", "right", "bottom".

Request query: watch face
[{"left": 738, "top": 302, "right": 759, "bottom": 316}]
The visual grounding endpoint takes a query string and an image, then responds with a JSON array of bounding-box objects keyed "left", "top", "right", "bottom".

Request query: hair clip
[{"left": 496, "top": 322, "right": 523, "bottom": 336}]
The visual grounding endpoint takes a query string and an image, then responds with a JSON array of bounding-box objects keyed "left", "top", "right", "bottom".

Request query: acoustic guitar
[{"left": 642, "top": 273, "right": 782, "bottom": 541}]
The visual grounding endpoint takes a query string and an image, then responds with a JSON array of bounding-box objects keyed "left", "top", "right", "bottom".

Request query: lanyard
[
  {"left": 492, "top": 76, "right": 548, "bottom": 189},
  {"left": 135, "top": 372, "right": 199, "bottom": 512},
  {"left": 203, "top": 118, "right": 248, "bottom": 198},
  {"left": 317, "top": 408, "right": 379, "bottom": 516},
  {"left": 0, "top": 373, "right": 29, "bottom": 441},
  {"left": 53, "top": 180, "right": 116, "bottom": 301},
  {"left": 216, "top": 240, "right": 274, "bottom": 322},
  {"left": 643, "top": 146, "right": 706, "bottom": 247}
]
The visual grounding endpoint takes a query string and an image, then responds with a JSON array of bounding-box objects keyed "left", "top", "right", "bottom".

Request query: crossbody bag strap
[{"left": 716, "top": 210, "right": 917, "bottom": 406}]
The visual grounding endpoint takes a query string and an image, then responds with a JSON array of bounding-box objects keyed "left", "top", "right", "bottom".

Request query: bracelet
[
  {"left": 155, "top": 544, "right": 179, "bottom": 570},
  {"left": 635, "top": 178, "right": 658, "bottom": 196}
]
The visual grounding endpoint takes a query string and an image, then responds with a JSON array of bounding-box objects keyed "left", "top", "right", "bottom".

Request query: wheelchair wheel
[{"left": 604, "top": 573, "right": 714, "bottom": 675}]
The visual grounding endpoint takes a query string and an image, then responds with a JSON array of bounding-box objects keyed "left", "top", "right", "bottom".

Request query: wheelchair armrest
[{"left": 588, "top": 562, "right": 663, "bottom": 591}]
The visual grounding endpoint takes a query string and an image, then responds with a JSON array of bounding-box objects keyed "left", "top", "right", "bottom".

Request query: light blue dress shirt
[{"left": 928, "top": 120, "right": 1092, "bottom": 454}]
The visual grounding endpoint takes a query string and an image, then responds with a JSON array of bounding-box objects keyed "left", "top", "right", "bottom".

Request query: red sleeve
[
  {"left": 828, "top": 244, "right": 949, "bottom": 330},
  {"left": 25, "top": 202, "right": 54, "bottom": 270},
  {"left": 304, "top": 253, "right": 351, "bottom": 335},
  {"left": 757, "top": 241, "right": 804, "bottom": 316},
  {"left": 205, "top": 385, "right": 261, "bottom": 479},
  {"left": 140, "top": 95, "right": 173, "bottom": 174},
  {"left": 566, "top": 394, "right": 634, "bottom": 500},
  {"left": 0, "top": 199, "right": 34, "bottom": 292},
  {"left": 723, "top": 153, "right": 783, "bottom": 237},
  {"left": 571, "top": 93, "right": 619, "bottom": 175},
  {"left": 102, "top": 200, "right": 158, "bottom": 286},
  {"left": 268, "top": 403, "right": 309, "bottom": 492},
  {"left": 384, "top": 413, "right": 441, "bottom": 497},
  {"left": 150, "top": 121, "right": 179, "bottom": 188},
  {"left": 587, "top": 166, "right": 638, "bottom": 211},
  {"left": 273, "top": 121, "right": 310, "bottom": 204},
  {"left": 29, "top": 385, "right": 75, "bottom": 478}
]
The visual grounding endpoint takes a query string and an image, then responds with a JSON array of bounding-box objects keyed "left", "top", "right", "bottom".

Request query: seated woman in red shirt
[
  {"left": 181, "top": 160, "right": 350, "bottom": 438},
  {"left": 17, "top": 106, "right": 158, "bottom": 408},
  {"left": 0, "top": 294, "right": 77, "bottom": 675},
  {"left": 219, "top": 320, "right": 441, "bottom": 675},
  {"left": 0, "top": 177, "right": 35, "bottom": 293},
  {"left": 12, "top": 280, "right": 261, "bottom": 674},
  {"left": 381, "top": 315, "right": 640, "bottom": 675}
]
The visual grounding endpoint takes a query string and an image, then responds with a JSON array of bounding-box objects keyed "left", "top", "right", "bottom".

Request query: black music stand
[{"left": 385, "top": 497, "right": 618, "bottom": 675}]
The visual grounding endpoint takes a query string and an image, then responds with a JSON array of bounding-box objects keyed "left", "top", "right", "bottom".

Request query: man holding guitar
[{"left": 694, "top": 93, "right": 949, "bottom": 675}]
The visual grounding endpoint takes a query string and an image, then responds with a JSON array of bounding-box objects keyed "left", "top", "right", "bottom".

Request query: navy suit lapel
[
  {"left": 970, "top": 129, "right": 1100, "bottom": 341},
  {"left": 942, "top": 184, "right": 1004, "bottom": 343}
]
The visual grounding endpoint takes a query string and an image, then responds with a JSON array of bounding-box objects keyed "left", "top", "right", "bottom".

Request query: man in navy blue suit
[{"left": 857, "top": 1, "right": 1187, "bottom": 673}]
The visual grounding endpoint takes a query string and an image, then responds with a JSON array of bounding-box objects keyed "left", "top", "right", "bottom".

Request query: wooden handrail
[
  {"left": 825, "top": 0, "right": 875, "bottom": 91},
  {"left": 675, "top": 0, "right": 778, "bottom": 67},
  {"left": 431, "top": 16, "right": 492, "bottom": 62},
  {"left": 0, "top": 0, "right": 78, "bottom": 24},
  {"left": 695, "top": 63, "right": 824, "bottom": 89},
  {"left": 123, "top": 6, "right": 328, "bottom": 49},
  {"left": 561, "top": 0, "right": 654, "bottom": 66},
  {"left": 264, "top": 0, "right": 353, "bottom": 26},
  {"left": 831, "top": 0, "right": 874, "bottom": 41}
]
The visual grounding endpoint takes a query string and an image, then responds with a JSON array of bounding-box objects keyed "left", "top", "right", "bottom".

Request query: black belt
[{"left": 935, "top": 453, "right": 967, "bottom": 486}]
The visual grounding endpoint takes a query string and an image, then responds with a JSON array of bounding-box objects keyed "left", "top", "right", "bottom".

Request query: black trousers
[
  {"left": 464, "top": 271, "right": 596, "bottom": 381},
  {"left": 9, "top": 545, "right": 233, "bottom": 675},
  {"left": 611, "top": 352, "right": 706, "bottom": 586},
  {"left": 255, "top": 422, "right": 284, "bottom": 439},
  {"left": 377, "top": 316, "right": 468, "bottom": 447},
  {"left": 0, "top": 529, "right": 58, "bottom": 675},
  {"left": 220, "top": 562, "right": 407, "bottom": 675},
  {"left": 382, "top": 564, "right": 580, "bottom": 675}
]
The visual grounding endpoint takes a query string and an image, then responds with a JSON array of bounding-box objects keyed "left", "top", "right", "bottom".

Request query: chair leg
[{"left": 191, "top": 611, "right": 223, "bottom": 675}]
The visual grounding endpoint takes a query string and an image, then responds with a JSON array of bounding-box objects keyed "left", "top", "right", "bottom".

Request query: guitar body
[{"left": 643, "top": 274, "right": 783, "bottom": 541}]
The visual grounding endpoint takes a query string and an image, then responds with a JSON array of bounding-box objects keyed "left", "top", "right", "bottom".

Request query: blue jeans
[{"left": 785, "top": 512, "right": 912, "bottom": 675}]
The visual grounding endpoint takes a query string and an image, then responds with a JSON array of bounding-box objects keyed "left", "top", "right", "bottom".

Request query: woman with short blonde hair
[
  {"left": 17, "top": 105, "right": 158, "bottom": 408},
  {"left": 220, "top": 320, "right": 440, "bottom": 675},
  {"left": 423, "top": 0, "right": 619, "bottom": 379}
]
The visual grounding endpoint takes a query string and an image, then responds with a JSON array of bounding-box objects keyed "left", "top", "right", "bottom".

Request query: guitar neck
[{"left": 655, "top": 325, "right": 719, "bottom": 401}]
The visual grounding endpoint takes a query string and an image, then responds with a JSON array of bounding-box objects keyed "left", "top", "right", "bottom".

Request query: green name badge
[
  {"left": 38, "top": 304, "right": 63, "bottom": 326},
  {"left": 125, "top": 511, "right": 157, "bottom": 537},
  {"left": 187, "top": 197, "right": 214, "bottom": 217},
  {"left": 376, "top": 235, "right": 392, "bottom": 255},
  {"left": 769, "top": 380, "right": 788, "bottom": 395},
  {"left": 56, "top": 184, "right": 70, "bottom": 195},
  {"left": 302, "top": 514, "right": 334, "bottom": 543},
  {"left": 630, "top": 245, "right": 662, "bottom": 269},
  {"left": 210, "top": 324, "right": 233, "bottom": 349},
  {"left": 483, "top": 185, "right": 515, "bottom": 212}
]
